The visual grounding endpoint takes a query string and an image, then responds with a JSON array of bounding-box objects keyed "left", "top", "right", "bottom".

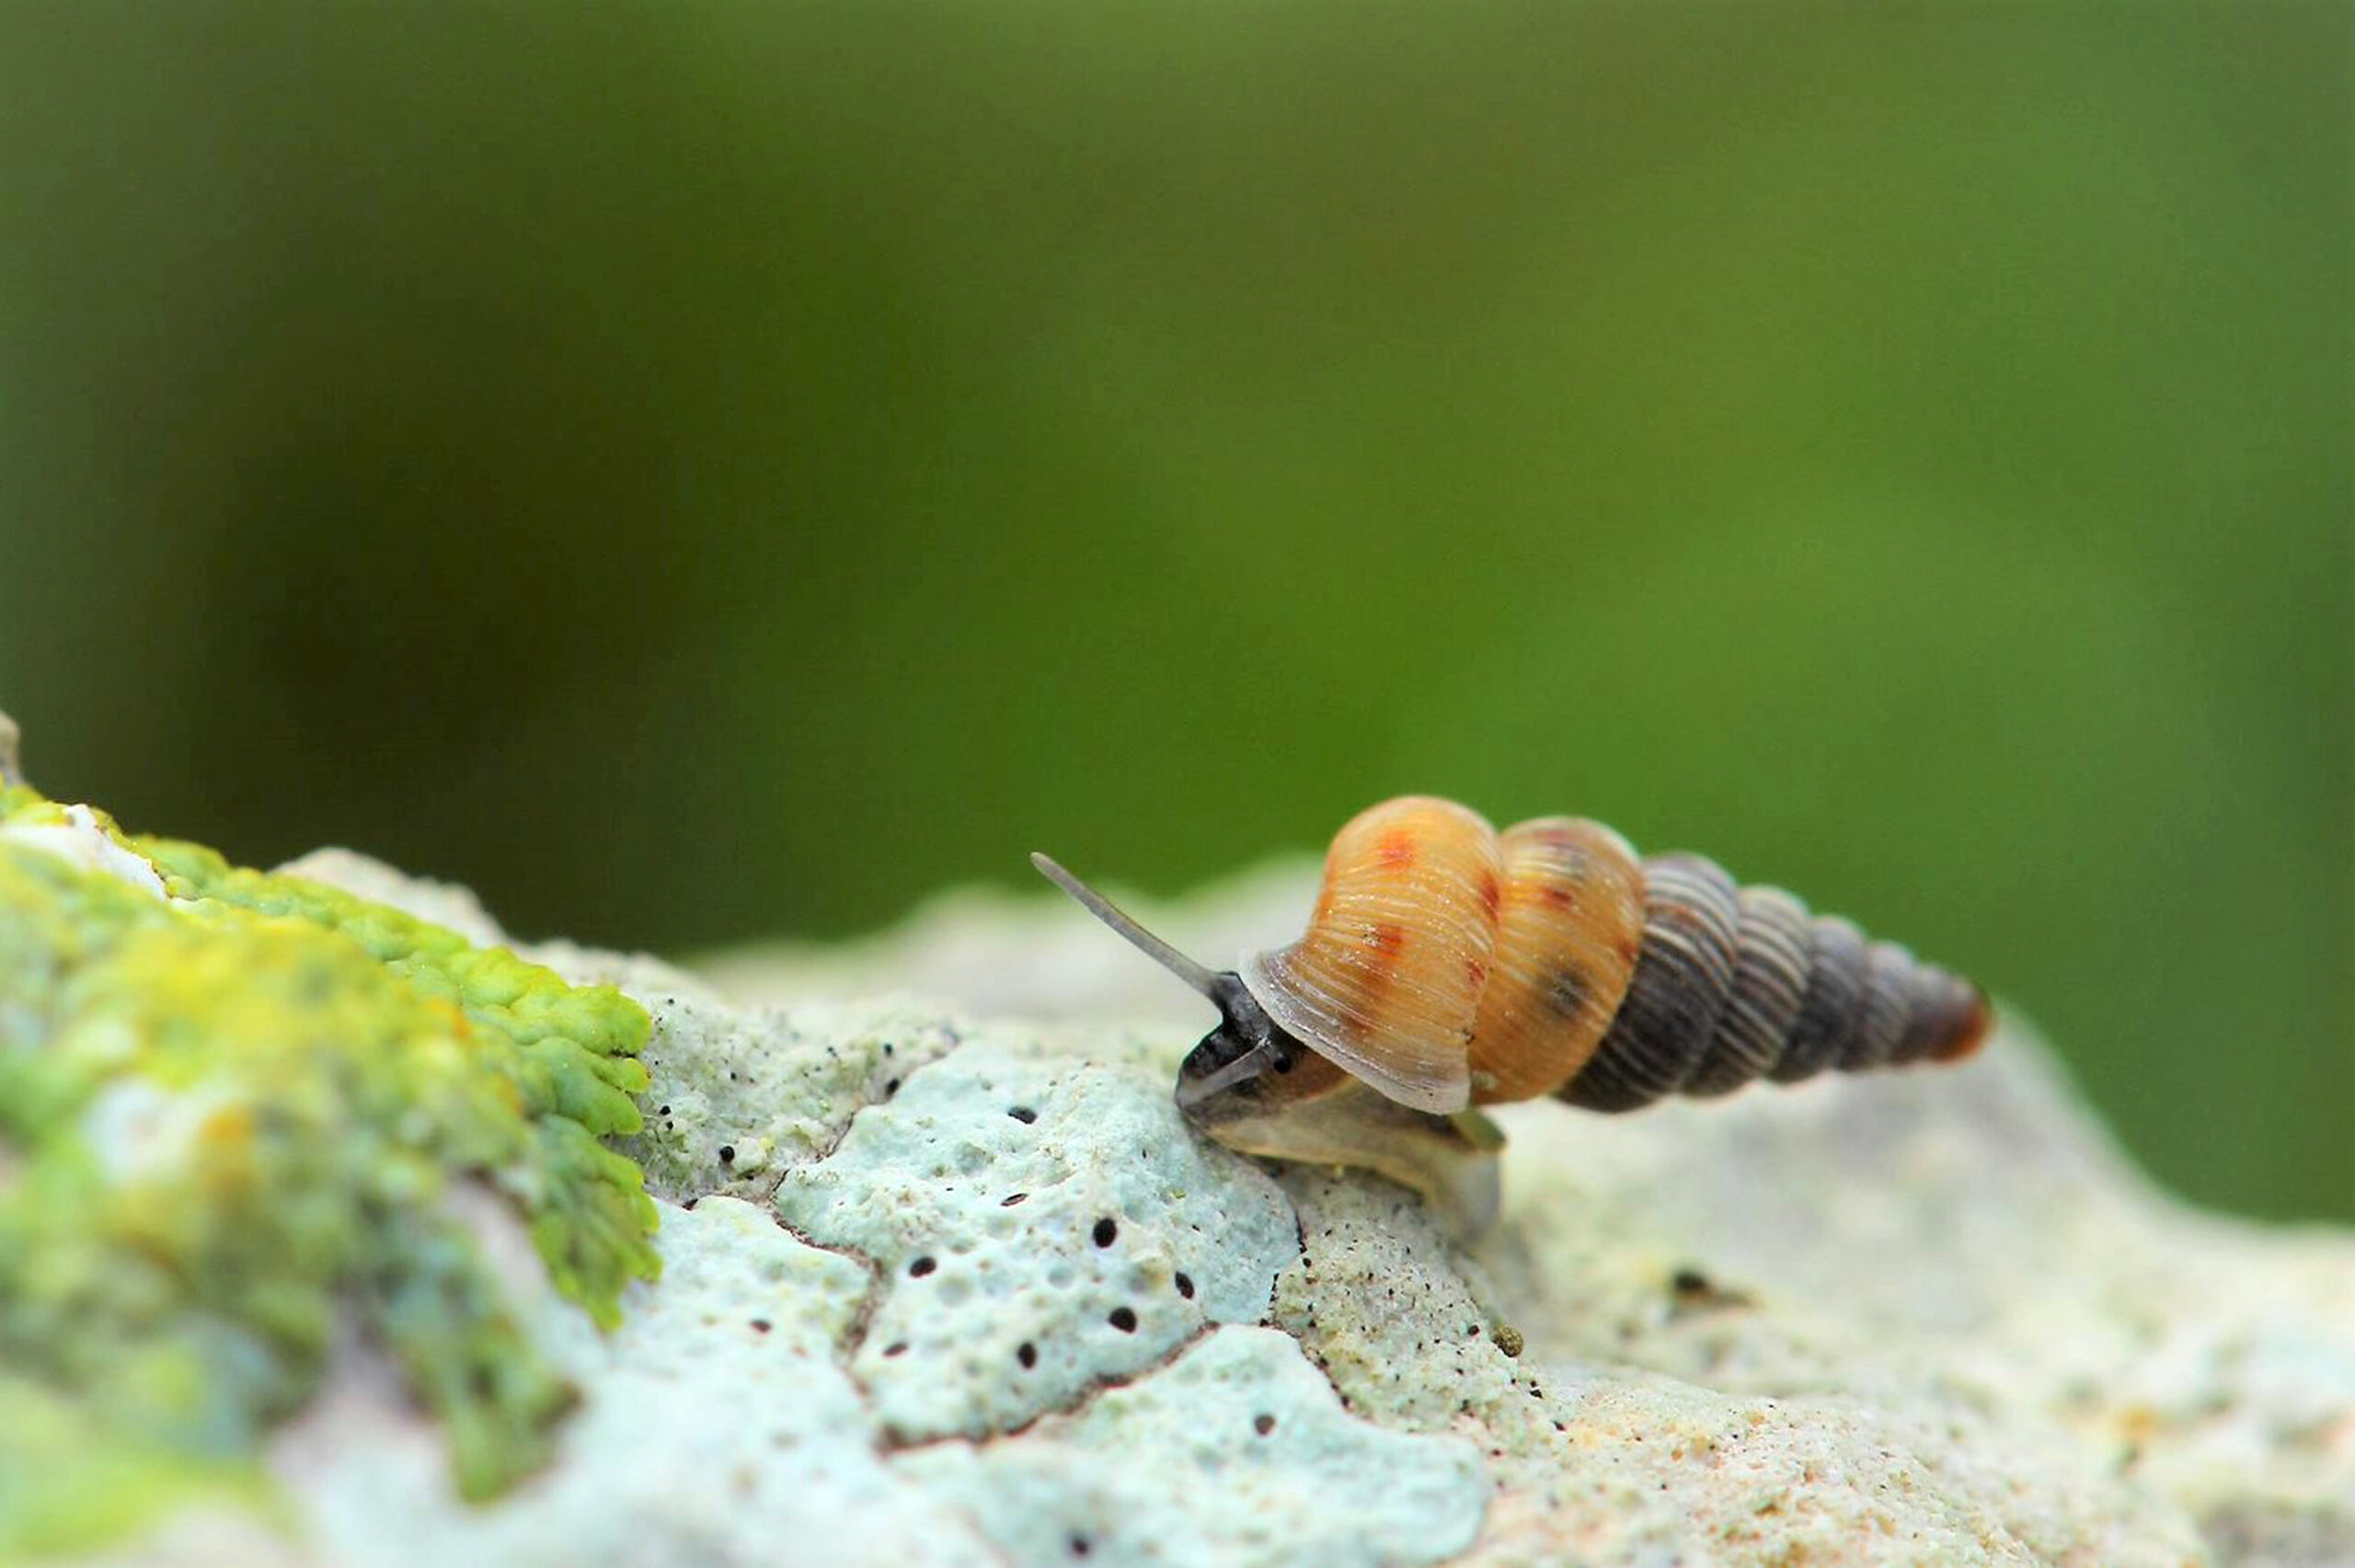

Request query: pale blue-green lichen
[
  {"left": 613, "top": 994, "right": 965, "bottom": 1205},
  {"left": 773, "top": 1040, "right": 1299, "bottom": 1442},
  {"left": 290, "top": 1196, "right": 1005, "bottom": 1568},
  {"left": 0, "top": 792, "right": 659, "bottom": 1561},
  {"left": 892, "top": 1326, "right": 1488, "bottom": 1567}
]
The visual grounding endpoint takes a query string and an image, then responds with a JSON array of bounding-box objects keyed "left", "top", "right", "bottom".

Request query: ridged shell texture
[{"left": 1243, "top": 797, "right": 1988, "bottom": 1116}]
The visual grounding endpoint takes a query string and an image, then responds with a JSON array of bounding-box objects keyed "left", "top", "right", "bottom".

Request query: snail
[{"left": 1033, "top": 796, "right": 1989, "bottom": 1226}]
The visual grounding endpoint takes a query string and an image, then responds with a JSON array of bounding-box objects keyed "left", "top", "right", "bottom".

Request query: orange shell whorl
[{"left": 1240, "top": 796, "right": 1499, "bottom": 1113}]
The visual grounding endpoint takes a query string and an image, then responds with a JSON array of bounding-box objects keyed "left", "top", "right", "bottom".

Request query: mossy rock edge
[{"left": 0, "top": 790, "right": 659, "bottom": 1561}]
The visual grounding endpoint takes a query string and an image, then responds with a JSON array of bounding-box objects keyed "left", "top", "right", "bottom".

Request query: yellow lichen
[{"left": 0, "top": 794, "right": 661, "bottom": 1560}]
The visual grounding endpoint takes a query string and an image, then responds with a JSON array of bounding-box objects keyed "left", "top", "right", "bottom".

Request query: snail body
[{"left": 1034, "top": 796, "right": 1989, "bottom": 1226}]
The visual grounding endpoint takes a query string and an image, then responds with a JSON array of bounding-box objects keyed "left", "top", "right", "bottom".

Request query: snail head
[
  {"left": 1031, "top": 849, "right": 1501, "bottom": 1228},
  {"left": 1029, "top": 852, "right": 1316, "bottom": 1117},
  {"left": 1173, "top": 971, "right": 1322, "bottom": 1116}
]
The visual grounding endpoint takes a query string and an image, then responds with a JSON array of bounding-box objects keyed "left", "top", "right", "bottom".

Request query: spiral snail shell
[{"left": 1034, "top": 796, "right": 1989, "bottom": 1226}]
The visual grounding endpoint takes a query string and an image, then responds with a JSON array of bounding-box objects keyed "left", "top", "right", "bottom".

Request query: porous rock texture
[{"left": 15, "top": 818, "right": 2354, "bottom": 1566}]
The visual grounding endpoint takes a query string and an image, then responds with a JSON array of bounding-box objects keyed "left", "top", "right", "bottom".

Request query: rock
[
  {"left": 614, "top": 995, "right": 963, "bottom": 1207},
  {"left": 5, "top": 782, "right": 2350, "bottom": 1565},
  {"left": 895, "top": 1325, "right": 1488, "bottom": 1567},
  {"left": 772, "top": 1038, "right": 1298, "bottom": 1443},
  {"left": 277, "top": 1196, "right": 994, "bottom": 1568}
]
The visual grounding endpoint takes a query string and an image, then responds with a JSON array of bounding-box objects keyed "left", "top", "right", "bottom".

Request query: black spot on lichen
[
  {"left": 1008, "top": 1106, "right": 1038, "bottom": 1124},
  {"left": 1253, "top": 1413, "right": 1276, "bottom": 1436},
  {"left": 749, "top": 1319, "right": 771, "bottom": 1333},
  {"left": 1092, "top": 1218, "right": 1118, "bottom": 1247},
  {"left": 1108, "top": 1307, "right": 1138, "bottom": 1333},
  {"left": 718, "top": 1144, "right": 736, "bottom": 1164},
  {"left": 1001, "top": 1192, "right": 1028, "bottom": 1207},
  {"left": 1174, "top": 1272, "right": 1195, "bottom": 1299},
  {"left": 882, "top": 1341, "right": 909, "bottom": 1357},
  {"left": 1017, "top": 1342, "right": 1038, "bottom": 1368},
  {"left": 909, "top": 1256, "right": 936, "bottom": 1278}
]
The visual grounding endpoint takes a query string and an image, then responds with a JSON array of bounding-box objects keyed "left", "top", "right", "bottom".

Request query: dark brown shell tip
[{"left": 1932, "top": 987, "right": 1995, "bottom": 1061}]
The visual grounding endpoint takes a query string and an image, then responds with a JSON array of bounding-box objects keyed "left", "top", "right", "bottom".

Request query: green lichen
[{"left": 0, "top": 795, "right": 660, "bottom": 1561}]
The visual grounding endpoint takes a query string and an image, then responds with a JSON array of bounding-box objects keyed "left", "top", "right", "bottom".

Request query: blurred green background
[{"left": 1, "top": 5, "right": 2346, "bottom": 1219}]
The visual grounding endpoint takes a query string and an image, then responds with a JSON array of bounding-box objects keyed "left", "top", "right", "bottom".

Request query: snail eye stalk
[
  {"left": 1030, "top": 852, "right": 1223, "bottom": 998},
  {"left": 1031, "top": 853, "right": 1300, "bottom": 1107}
]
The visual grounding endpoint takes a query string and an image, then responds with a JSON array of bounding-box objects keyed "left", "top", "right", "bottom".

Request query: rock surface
[{"left": 11, "top": 823, "right": 2352, "bottom": 1566}]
